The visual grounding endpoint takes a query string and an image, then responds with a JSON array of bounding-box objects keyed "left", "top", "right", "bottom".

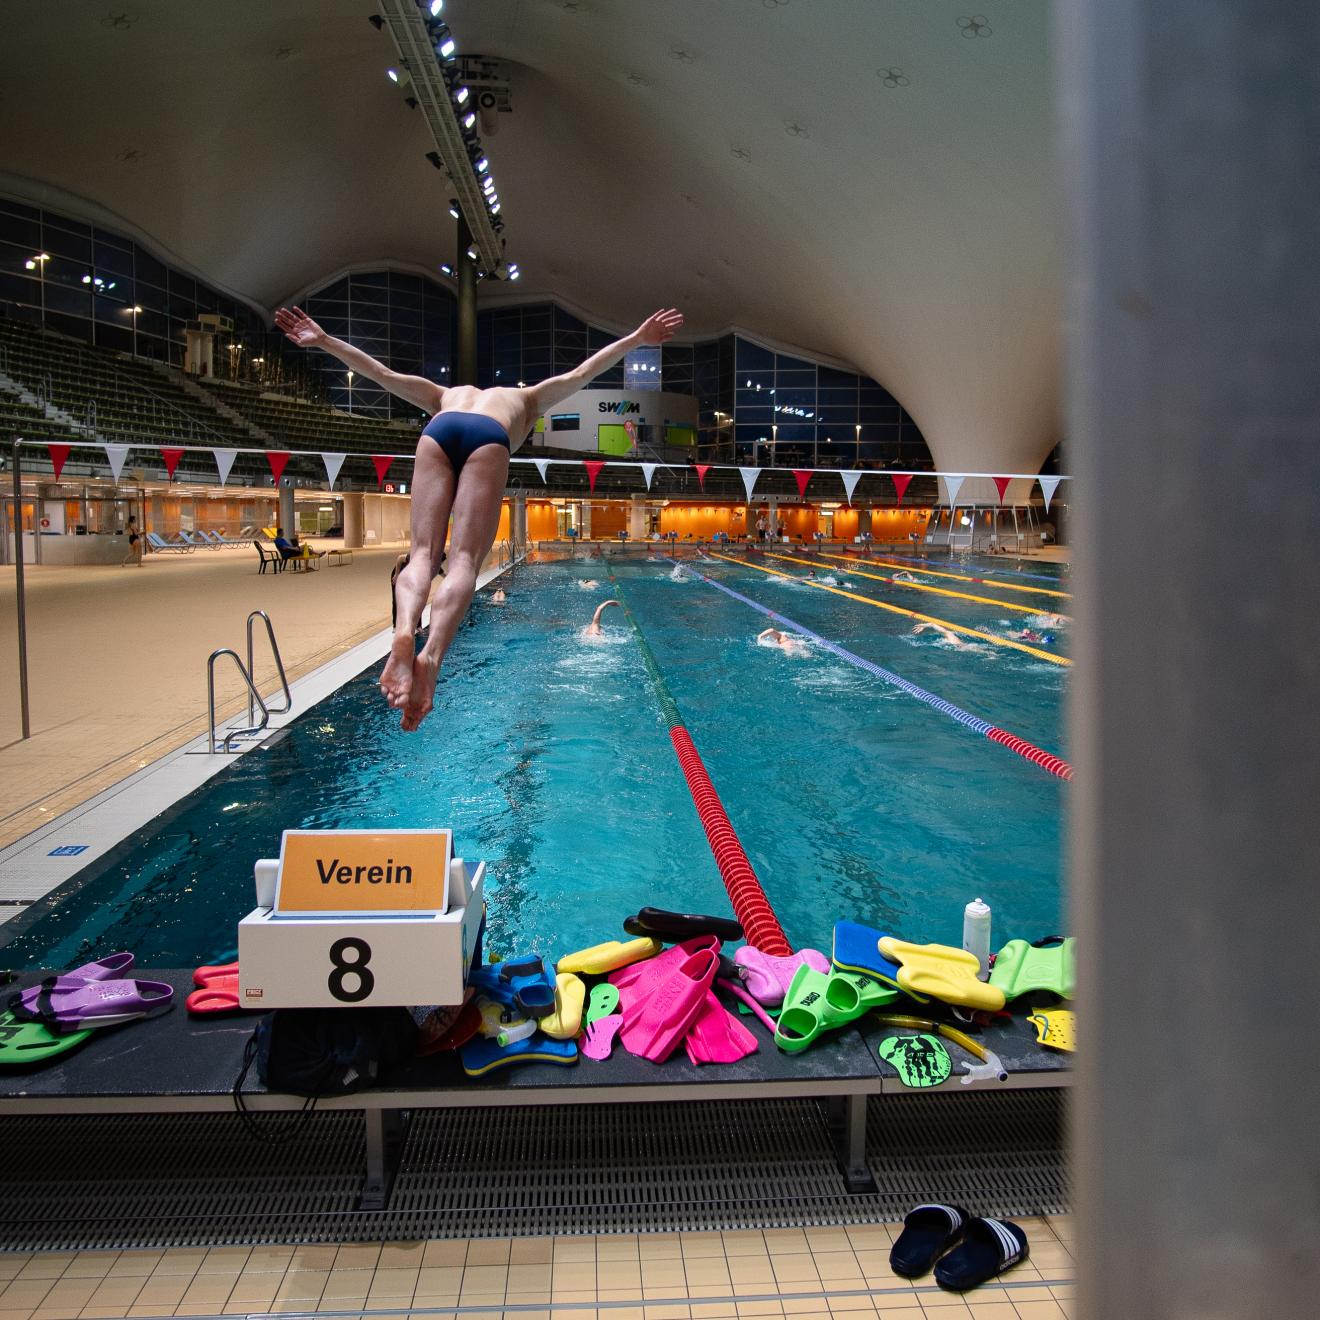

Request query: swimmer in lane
[
  {"left": 892, "top": 570, "right": 918, "bottom": 582},
  {"left": 277, "top": 304, "right": 683, "bottom": 730},
  {"left": 585, "top": 600, "right": 620, "bottom": 637},
  {"left": 491, "top": 588, "right": 507, "bottom": 603},
  {"left": 912, "top": 621, "right": 972, "bottom": 650},
  {"left": 757, "top": 627, "right": 810, "bottom": 657}
]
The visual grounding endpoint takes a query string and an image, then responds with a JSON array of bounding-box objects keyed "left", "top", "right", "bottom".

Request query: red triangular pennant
[
  {"left": 891, "top": 473, "right": 913, "bottom": 505},
  {"left": 993, "top": 476, "right": 1012, "bottom": 503},
  {"left": 583, "top": 459, "right": 605, "bottom": 493},
  {"left": 160, "top": 447, "right": 184, "bottom": 479},
  {"left": 372, "top": 455, "right": 394, "bottom": 488},
  {"left": 694, "top": 463, "right": 711, "bottom": 491},
  {"left": 266, "top": 451, "right": 290, "bottom": 484},
  {"left": 48, "top": 444, "right": 71, "bottom": 481},
  {"left": 793, "top": 469, "right": 812, "bottom": 499}
]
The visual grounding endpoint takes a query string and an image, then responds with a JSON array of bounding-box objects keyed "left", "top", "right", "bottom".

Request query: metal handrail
[
  {"left": 246, "top": 609, "right": 292, "bottom": 725},
  {"left": 208, "top": 648, "right": 270, "bottom": 753}
]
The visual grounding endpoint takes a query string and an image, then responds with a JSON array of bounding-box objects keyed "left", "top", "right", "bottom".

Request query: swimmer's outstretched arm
[
  {"left": 524, "top": 309, "right": 683, "bottom": 414},
  {"left": 275, "top": 306, "right": 445, "bottom": 414}
]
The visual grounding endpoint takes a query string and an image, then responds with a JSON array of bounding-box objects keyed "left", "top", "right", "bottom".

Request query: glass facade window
[{"left": 301, "top": 270, "right": 456, "bottom": 420}]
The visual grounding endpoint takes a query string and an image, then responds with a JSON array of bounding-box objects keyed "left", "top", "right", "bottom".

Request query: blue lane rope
[{"left": 671, "top": 559, "right": 1072, "bottom": 780}]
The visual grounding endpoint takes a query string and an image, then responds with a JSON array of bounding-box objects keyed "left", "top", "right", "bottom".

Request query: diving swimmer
[
  {"left": 585, "top": 600, "right": 620, "bottom": 636},
  {"left": 276, "top": 304, "right": 684, "bottom": 730}
]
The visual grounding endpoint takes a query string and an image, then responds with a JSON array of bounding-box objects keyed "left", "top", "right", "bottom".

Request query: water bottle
[{"left": 963, "top": 897, "right": 992, "bottom": 980}]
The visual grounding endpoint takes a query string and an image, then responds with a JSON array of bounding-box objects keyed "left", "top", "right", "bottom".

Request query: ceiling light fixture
[
  {"left": 475, "top": 156, "right": 489, "bottom": 172},
  {"left": 387, "top": 67, "right": 400, "bottom": 81},
  {"left": 448, "top": 200, "right": 460, "bottom": 217},
  {"left": 429, "top": 0, "right": 443, "bottom": 14},
  {"left": 455, "top": 85, "right": 469, "bottom": 104},
  {"left": 462, "top": 111, "right": 476, "bottom": 129}
]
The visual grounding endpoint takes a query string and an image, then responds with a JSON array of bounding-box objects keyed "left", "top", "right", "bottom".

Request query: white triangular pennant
[
  {"left": 533, "top": 458, "right": 550, "bottom": 483},
  {"left": 942, "top": 474, "right": 965, "bottom": 508},
  {"left": 641, "top": 462, "right": 657, "bottom": 491},
  {"left": 212, "top": 448, "right": 237, "bottom": 487},
  {"left": 739, "top": 467, "right": 761, "bottom": 501},
  {"left": 1038, "top": 475, "right": 1062, "bottom": 513},
  {"left": 104, "top": 443, "right": 130, "bottom": 482},
  {"left": 839, "top": 470, "right": 863, "bottom": 504},
  {"left": 321, "top": 452, "right": 345, "bottom": 487}
]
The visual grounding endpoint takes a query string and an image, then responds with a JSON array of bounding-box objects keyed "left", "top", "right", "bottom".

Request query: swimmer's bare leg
[
  {"left": 401, "top": 442, "right": 509, "bottom": 731},
  {"left": 382, "top": 436, "right": 456, "bottom": 710}
]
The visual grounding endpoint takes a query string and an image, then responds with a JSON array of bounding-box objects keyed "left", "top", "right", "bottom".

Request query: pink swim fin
[
  {"left": 618, "top": 949, "right": 718, "bottom": 1063},
  {"left": 684, "top": 993, "right": 759, "bottom": 1066}
]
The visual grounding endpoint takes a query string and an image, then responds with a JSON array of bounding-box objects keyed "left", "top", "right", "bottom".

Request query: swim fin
[
  {"left": 683, "top": 993, "right": 758, "bottom": 1066},
  {"left": 618, "top": 949, "right": 718, "bottom": 1063}
]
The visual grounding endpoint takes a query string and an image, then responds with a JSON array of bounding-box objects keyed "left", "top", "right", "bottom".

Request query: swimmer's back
[{"left": 431, "top": 385, "right": 534, "bottom": 454}]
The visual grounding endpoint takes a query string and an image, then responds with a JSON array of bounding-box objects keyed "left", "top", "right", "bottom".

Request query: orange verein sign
[{"left": 274, "top": 829, "right": 451, "bottom": 915}]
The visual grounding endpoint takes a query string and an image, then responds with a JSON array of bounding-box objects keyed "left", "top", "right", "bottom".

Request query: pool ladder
[{"left": 207, "top": 610, "right": 293, "bottom": 753}]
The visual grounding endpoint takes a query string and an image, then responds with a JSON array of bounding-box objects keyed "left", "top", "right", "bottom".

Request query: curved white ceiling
[{"left": 2, "top": 0, "right": 1060, "bottom": 476}]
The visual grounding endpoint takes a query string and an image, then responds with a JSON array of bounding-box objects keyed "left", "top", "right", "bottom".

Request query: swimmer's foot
[
  {"left": 380, "top": 633, "right": 416, "bottom": 709},
  {"left": 399, "top": 651, "right": 440, "bottom": 732}
]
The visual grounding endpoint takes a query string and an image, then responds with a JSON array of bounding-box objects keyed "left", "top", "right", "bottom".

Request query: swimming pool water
[{"left": 1, "top": 554, "right": 1067, "bottom": 972}]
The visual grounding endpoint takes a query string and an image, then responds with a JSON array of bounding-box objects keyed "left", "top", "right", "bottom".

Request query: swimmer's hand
[
  {"left": 633, "top": 308, "right": 684, "bottom": 346},
  {"left": 274, "top": 306, "right": 326, "bottom": 348}
]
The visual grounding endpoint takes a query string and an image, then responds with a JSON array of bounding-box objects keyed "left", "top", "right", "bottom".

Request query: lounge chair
[
  {"left": 146, "top": 532, "right": 192, "bottom": 554},
  {"left": 178, "top": 530, "right": 218, "bottom": 550}
]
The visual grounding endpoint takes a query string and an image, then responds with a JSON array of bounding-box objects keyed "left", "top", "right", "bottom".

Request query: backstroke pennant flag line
[
  {"left": 942, "top": 474, "right": 965, "bottom": 509},
  {"left": 640, "top": 462, "right": 657, "bottom": 490},
  {"left": 212, "top": 449, "right": 237, "bottom": 487},
  {"left": 992, "top": 476, "right": 1012, "bottom": 504},
  {"left": 1038, "top": 475, "right": 1062, "bottom": 513},
  {"left": 793, "top": 469, "right": 812, "bottom": 499},
  {"left": 372, "top": 455, "right": 394, "bottom": 488},
  {"left": 104, "top": 443, "right": 130, "bottom": 482},
  {"left": 839, "top": 470, "right": 862, "bottom": 505},
  {"left": 321, "top": 452, "right": 345, "bottom": 487},
  {"left": 583, "top": 459, "right": 605, "bottom": 493},
  {"left": 47, "top": 444, "right": 71, "bottom": 481},
  {"left": 533, "top": 458, "right": 550, "bottom": 483},
  {"left": 160, "top": 447, "right": 184, "bottom": 480},
  {"left": 891, "top": 473, "right": 913, "bottom": 504},
  {"left": 266, "top": 451, "right": 290, "bottom": 484},
  {"left": 740, "top": 466, "right": 761, "bottom": 501}
]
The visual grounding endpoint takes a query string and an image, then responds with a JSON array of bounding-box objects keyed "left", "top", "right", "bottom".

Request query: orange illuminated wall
[
  {"left": 527, "top": 501, "right": 558, "bottom": 540},
  {"left": 495, "top": 501, "right": 511, "bottom": 542},
  {"left": 659, "top": 502, "right": 749, "bottom": 540},
  {"left": 870, "top": 508, "right": 932, "bottom": 541},
  {"left": 588, "top": 502, "right": 628, "bottom": 538},
  {"left": 832, "top": 508, "right": 860, "bottom": 540},
  {"left": 777, "top": 506, "right": 820, "bottom": 540}
]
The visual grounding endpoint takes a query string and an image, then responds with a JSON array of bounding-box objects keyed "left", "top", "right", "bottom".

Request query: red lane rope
[
  {"left": 985, "top": 727, "right": 1074, "bottom": 781},
  {"left": 669, "top": 726, "right": 793, "bottom": 956}
]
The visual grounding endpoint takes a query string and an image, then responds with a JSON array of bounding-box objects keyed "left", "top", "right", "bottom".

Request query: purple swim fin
[
  {"left": 618, "top": 949, "right": 718, "bottom": 1063},
  {"left": 683, "top": 993, "right": 759, "bottom": 1066},
  {"left": 10, "top": 977, "right": 173, "bottom": 1033}
]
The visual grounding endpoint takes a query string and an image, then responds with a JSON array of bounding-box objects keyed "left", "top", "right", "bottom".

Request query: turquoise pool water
[{"left": 0, "top": 554, "right": 1068, "bottom": 971}]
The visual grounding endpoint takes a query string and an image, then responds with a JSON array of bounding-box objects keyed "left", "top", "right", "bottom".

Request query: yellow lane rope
[
  {"left": 820, "top": 553, "right": 1072, "bottom": 601},
  {"left": 704, "top": 553, "right": 1070, "bottom": 666},
  {"left": 763, "top": 551, "right": 1042, "bottom": 617}
]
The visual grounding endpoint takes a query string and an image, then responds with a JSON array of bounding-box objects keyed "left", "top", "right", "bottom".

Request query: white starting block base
[{"left": 239, "top": 858, "right": 484, "bottom": 1009}]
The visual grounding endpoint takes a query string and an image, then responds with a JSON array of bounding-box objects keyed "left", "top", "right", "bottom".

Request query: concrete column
[
  {"left": 456, "top": 215, "right": 477, "bottom": 386},
  {"left": 629, "top": 494, "right": 645, "bottom": 540},
  {"left": 342, "top": 492, "right": 364, "bottom": 549},
  {"left": 512, "top": 494, "right": 528, "bottom": 547},
  {"left": 579, "top": 500, "right": 592, "bottom": 538},
  {"left": 856, "top": 508, "right": 872, "bottom": 538},
  {"left": 1060, "top": 1, "right": 1320, "bottom": 1317},
  {"left": 277, "top": 484, "right": 295, "bottom": 538},
  {"left": 766, "top": 496, "right": 778, "bottom": 535}
]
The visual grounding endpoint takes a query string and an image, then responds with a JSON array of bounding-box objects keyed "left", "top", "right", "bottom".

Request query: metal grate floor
[{"left": 0, "top": 1091, "right": 1067, "bottom": 1252}]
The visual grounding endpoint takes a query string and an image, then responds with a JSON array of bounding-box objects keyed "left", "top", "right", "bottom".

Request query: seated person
[{"left": 273, "top": 528, "right": 300, "bottom": 561}]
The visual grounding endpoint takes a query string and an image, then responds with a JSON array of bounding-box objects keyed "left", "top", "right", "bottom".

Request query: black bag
[{"left": 233, "top": 1007, "right": 417, "bottom": 1142}]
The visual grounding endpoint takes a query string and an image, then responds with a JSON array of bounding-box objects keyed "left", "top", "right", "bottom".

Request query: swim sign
[{"left": 274, "top": 829, "right": 451, "bottom": 916}]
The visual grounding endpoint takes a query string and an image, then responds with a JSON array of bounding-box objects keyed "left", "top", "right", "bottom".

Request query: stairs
[
  {"left": 0, "top": 368, "right": 103, "bottom": 442},
  {"left": 149, "top": 362, "right": 273, "bottom": 445}
]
